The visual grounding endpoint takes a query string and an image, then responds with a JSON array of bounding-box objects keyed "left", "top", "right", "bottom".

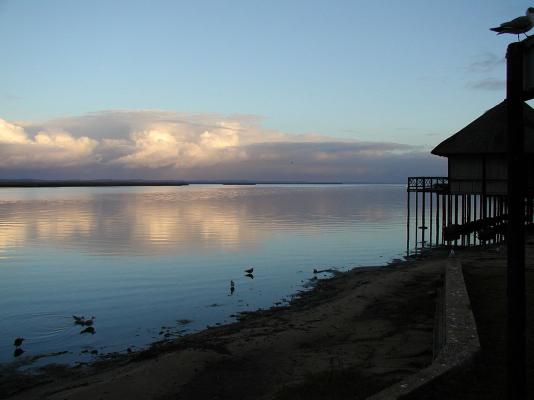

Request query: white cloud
[
  {"left": 0, "top": 119, "right": 29, "bottom": 144},
  {"left": 0, "top": 111, "right": 445, "bottom": 181},
  {"left": 112, "top": 127, "right": 246, "bottom": 169},
  {"left": 0, "top": 119, "right": 98, "bottom": 168}
]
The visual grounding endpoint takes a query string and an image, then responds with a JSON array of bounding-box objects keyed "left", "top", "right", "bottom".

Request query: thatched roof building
[
  {"left": 432, "top": 100, "right": 534, "bottom": 195},
  {"left": 432, "top": 101, "right": 534, "bottom": 156}
]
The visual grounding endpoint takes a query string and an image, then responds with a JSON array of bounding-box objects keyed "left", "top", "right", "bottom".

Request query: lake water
[{"left": 0, "top": 184, "right": 407, "bottom": 369}]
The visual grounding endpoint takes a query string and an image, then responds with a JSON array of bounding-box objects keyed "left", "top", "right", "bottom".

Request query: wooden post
[
  {"left": 482, "top": 155, "right": 487, "bottom": 219},
  {"left": 442, "top": 194, "right": 446, "bottom": 245},
  {"left": 462, "top": 194, "right": 466, "bottom": 246},
  {"left": 454, "top": 195, "right": 459, "bottom": 247},
  {"left": 436, "top": 192, "right": 440, "bottom": 245},
  {"left": 415, "top": 190, "right": 419, "bottom": 252},
  {"left": 467, "top": 194, "right": 471, "bottom": 246},
  {"left": 447, "top": 194, "right": 452, "bottom": 244},
  {"left": 506, "top": 41, "right": 527, "bottom": 400},
  {"left": 422, "top": 181, "right": 426, "bottom": 247},
  {"left": 407, "top": 190, "right": 411, "bottom": 256},
  {"left": 430, "top": 186, "right": 433, "bottom": 246}
]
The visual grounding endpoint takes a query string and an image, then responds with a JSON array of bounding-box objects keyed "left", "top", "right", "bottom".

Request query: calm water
[{"left": 0, "top": 184, "right": 407, "bottom": 369}]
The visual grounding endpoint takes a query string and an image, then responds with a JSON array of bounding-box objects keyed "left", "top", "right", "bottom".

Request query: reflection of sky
[{"left": 0, "top": 185, "right": 407, "bottom": 367}]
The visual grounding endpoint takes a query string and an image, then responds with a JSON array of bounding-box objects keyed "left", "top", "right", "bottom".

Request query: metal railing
[{"left": 407, "top": 177, "right": 448, "bottom": 192}]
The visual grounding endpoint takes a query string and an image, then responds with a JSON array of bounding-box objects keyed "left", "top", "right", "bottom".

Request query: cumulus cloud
[
  {"left": 111, "top": 122, "right": 246, "bottom": 168},
  {"left": 0, "top": 119, "right": 98, "bottom": 168},
  {"left": 0, "top": 111, "right": 446, "bottom": 182},
  {"left": 0, "top": 119, "right": 29, "bottom": 144}
]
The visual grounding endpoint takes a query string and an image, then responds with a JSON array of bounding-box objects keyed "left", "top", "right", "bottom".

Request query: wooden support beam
[{"left": 506, "top": 41, "right": 527, "bottom": 400}]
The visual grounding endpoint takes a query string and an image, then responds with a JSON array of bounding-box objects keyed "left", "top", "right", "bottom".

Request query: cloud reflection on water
[
  {"left": 0, "top": 185, "right": 408, "bottom": 367},
  {"left": 0, "top": 185, "right": 404, "bottom": 256}
]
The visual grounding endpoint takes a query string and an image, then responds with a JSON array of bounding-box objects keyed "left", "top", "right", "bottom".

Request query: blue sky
[{"left": 0, "top": 0, "right": 530, "bottom": 181}]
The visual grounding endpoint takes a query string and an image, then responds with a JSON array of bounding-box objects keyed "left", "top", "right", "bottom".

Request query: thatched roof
[{"left": 431, "top": 101, "right": 534, "bottom": 156}]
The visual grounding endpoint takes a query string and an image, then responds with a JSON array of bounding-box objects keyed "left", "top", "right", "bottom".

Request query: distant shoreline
[
  {"left": 0, "top": 180, "right": 190, "bottom": 188},
  {"left": 0, "top": 180, "right": 407, "bottom": 188},
  {"left": 0, "top": 180, "right": 346, "bottom": 188}
]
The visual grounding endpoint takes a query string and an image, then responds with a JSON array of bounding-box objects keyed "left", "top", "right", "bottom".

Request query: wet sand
[{"left": 1, "top": 255, "right": 447, "bottom": 400}]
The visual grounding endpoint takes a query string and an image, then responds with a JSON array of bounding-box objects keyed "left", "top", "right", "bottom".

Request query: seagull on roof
[{"left": 490, "top": 8, "right": 534, "bottom": 41}]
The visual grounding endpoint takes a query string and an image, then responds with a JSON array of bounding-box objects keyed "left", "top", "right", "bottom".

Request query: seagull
[
  {"left": 490, "top": 8, "right": 534, "bottom": 40},
  {"left": 229, "top": 280, "right": 235, "bottom": 295}
]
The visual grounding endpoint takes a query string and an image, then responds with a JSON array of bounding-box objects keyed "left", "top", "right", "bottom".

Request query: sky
[{"left": 0, "top": 0, "right": 530, "bottom": 181}]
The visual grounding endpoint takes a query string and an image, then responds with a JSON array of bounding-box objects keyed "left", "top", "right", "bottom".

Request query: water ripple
[{"left": 0, "top": 185, "right": 407, "bottom": 366}]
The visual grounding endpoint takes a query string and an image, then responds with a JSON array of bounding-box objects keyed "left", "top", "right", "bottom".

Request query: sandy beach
[
  {"left": 1, "top": 253, "right": 447, "bottom": 400},
  {"left": 5, "top": 241, "right": 534, "bottom": 400}
]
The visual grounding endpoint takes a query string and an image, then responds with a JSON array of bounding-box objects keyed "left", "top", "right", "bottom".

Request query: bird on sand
[
  {"left": 244, "top": 267, "right": 254, "bottom": 274},
  {"left": 13, "top": 337, "right": 24, "bottom": 347},
  {"left": 490, "top": 8, "right": 534, "bottom": 40}
]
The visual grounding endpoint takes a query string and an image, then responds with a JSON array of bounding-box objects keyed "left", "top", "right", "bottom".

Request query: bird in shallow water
[
  {"left": 13, "top": 337, "right": 24, "bottom": 347},
  {"left": 80, "top": 326, "right": 96, "bottom": 334},
  {"left": 229, "top": 280, "right": 235, "bottom": 295},
  {"left": 244, "top": 267, "right": 254, "bottom": 274},
  {"left": 13, "top": 348, "right": 24, "bottom": 357},
  {"left": 73, "top": 315, "right": 95, "bottom": 326},
  {"left": 490, "top": 8, "right": 534, "bottom": 40}
]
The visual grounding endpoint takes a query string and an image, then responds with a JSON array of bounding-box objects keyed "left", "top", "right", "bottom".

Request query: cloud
[
  {"left": 0, "top": 119, "right": 98, "bottom": 168},
  {"left": 0, "top": 93, "right": 23, "bottom": 102},
  {"left": 466, "top": 78, "right": 505, "bottom": 91},
  {"left": 467, "top": 52, "right": 505, "bottom": 73},
  {"left": 0, "top": 111, "right": 446, "bottom": 182},
  {"left": 111, "top": 125, "right": 247, "bottom": 169},
  {"left": 464, "top": 53, "right": 506, "bottom": 92},
  {"left": 0, "top": 119, "right": 28, "bottom": 144}
]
